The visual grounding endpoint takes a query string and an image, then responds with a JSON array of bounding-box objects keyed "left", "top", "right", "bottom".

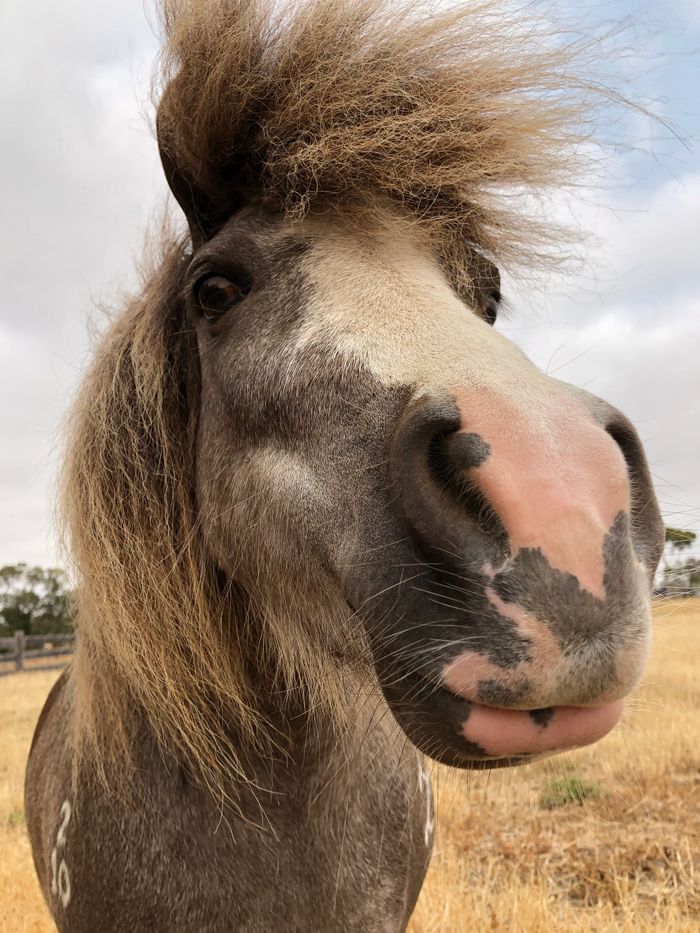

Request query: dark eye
[
  {"left": 195, "top": 275, "right": 250, "bottom": 321},
  {"left": 483, "top": 289, "right": 500, "bottom": 326}
]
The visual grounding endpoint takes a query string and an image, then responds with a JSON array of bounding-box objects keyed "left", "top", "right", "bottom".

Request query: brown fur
[
  {"left": 59, "top": 234, "right": 261, "bottom": 794},
  {"left": 156, "top": 0, "right": 610, "bottom": 272},
  {"left": 61, "top": 0, "right": 625, "bottom": 798}
]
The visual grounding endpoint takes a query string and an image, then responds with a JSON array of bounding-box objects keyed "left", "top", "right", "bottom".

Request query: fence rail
[{"left": 0, "top": 631, "right": 75, "bottom": 675}]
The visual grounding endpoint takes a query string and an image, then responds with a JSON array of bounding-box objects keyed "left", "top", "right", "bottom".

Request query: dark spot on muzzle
[{"left": 529, "top": 707, "right": 555, "bottom": 728}]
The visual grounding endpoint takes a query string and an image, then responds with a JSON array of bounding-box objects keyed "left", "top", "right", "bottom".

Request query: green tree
[
  {"left": 664, "top": 527, "right": 697, "bottom": 551},
  {"left": 0, "top": 564, "right": 74, "bottom": 635},
  {"left": 661, "top": 528, "right": 699, "bottom": 596}
]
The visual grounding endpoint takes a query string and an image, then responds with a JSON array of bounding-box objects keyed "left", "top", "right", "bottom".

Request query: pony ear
[
  {"left": 157, "top": 111, "right": 252, "bottom": 245},
  {"left": 157, "top": 112, "right": 220, "bottom": 245},
  {"left": 471, "top": 250, "right": 501, "bottom": 300}
]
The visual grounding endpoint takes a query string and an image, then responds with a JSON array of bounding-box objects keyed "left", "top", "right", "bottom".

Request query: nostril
[
  {"left": 605, "top": 421, "right": 640, "bottom": 480},
  {"left": 427, "top": 430, "right": 507, "bottom": 547},
  {"left": 604, "top": 418, "right": 665, "bottom": 573},
  {"left": 426, "top": 430, "right": 463, "bottom": 489},
  {"left": 391, "top": 396, "right": 506, "bottom": 569}
]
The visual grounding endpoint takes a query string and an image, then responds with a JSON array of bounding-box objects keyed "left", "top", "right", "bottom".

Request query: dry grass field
[
  {"left": 1, "top": 599, "right": 698, "bottom": 932},
  {"left": 0, "top": 657, "right": 73, "bottom": 677}
]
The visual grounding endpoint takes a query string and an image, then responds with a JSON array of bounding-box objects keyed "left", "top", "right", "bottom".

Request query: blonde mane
[{"left": 63, "top": 0, "right": 613, "bottom": 794}]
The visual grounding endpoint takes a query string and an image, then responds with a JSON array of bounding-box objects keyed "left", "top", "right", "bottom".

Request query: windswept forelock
[{"left": 157, "top": 0, "right": 605, "bottom": 268}]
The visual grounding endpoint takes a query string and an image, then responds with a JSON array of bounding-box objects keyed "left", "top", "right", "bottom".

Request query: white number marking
[
  {"left": 417, "top": 757, "right": 435, "bottom": 848},
  {"left": 56, "top": 800, "right": 71, "bottom": 846},
  {"left": 58, "top": 859, "right": 71, "bottom": 908},
  {"left": 50, "top": 799, "right": 72, "bottom": 909}
]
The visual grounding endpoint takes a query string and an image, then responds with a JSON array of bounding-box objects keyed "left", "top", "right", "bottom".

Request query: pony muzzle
[{"left": 375, "top": 386, "right": 659, "bottom": 766}]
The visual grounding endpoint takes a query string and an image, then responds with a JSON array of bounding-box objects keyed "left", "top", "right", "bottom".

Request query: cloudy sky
[{"left": 1, "top": 0, "right": 698, "bottom": 568}]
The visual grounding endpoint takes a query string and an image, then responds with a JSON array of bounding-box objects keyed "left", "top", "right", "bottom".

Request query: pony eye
[
  {"left": 483, "top": 289, "right": 500, "bottom": 326},
  {"left": 195, "top": 275, "right": 250, "bottom": 320}
]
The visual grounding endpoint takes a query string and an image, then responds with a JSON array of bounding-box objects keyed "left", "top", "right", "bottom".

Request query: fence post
[{"left": 15, "top": 630, "right": 25, "bottom": 672}]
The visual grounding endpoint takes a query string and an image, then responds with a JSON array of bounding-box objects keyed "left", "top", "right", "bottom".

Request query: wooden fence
[{"left": 0, "top": 631, "right": 75, "bottom": 675}]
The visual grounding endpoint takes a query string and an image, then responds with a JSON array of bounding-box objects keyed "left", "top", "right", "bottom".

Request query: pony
[{"left": 26, "top": 1, "right": 663, "bottom": 930}]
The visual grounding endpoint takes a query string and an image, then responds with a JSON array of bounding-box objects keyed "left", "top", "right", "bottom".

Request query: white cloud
[{"left": 0, "top": 2, "right": 165, "bottom": 564}]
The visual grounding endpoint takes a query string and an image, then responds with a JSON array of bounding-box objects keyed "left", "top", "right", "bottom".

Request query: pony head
[{"left": 63, "top": 0, "right": 663, "bottom": 790}]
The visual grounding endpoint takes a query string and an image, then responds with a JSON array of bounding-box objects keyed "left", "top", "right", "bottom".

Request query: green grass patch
[{"left": 539, "top": 777, "right": 603, "bottom": 810}]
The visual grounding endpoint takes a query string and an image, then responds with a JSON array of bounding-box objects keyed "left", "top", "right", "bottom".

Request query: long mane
[
  {"left": 63, "top": 0, "right": 609, "bottom": 794},
  {"left": 62, "top": 235, "right": 266, "bottom": 792}
]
